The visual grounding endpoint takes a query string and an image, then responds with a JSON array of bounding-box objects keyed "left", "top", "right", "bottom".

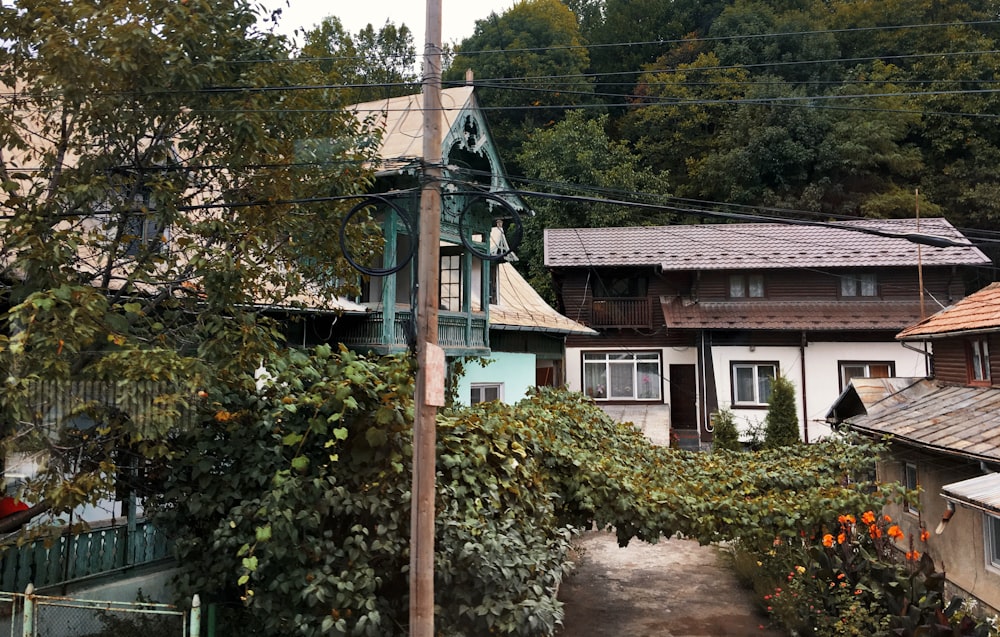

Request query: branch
[{"left": 0, "top": 501, "right": 52, "bottom": 534}]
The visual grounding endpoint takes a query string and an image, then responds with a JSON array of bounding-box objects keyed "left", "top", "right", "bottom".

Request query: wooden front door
[{"left": 669, "top": 364, "right": 698, "bottom": 430}]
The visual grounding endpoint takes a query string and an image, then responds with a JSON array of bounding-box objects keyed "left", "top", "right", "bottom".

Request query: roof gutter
[{"left": 899, "top": 326, "right": 1000, "bottom": 341}]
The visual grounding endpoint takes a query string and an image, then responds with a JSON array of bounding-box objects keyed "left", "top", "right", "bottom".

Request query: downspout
[
  {"left": 700, "top": 332, "right": 708, "bottom": 438},
  {"left": 800, "top": 331, "right": 809, "bottom": 443}
]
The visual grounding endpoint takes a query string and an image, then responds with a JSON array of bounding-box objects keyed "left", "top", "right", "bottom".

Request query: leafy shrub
[
  {"left": 711, "top": 409, "right": 741, "bottom": 452},
  {"left": 155, "top": 347, "right": 909, "bottom": 636},
  {"left": 157, "top": 347, "right": 575, "bottom": 636}
]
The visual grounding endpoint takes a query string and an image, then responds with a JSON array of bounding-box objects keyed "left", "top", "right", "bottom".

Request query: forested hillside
[{"left": 444, "top": 0, "right": 1000, "bottom": 292}]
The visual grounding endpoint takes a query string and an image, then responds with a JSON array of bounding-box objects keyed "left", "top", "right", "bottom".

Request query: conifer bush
[{"left": 763, "top": 375, "right": 801, "bottom": 448}]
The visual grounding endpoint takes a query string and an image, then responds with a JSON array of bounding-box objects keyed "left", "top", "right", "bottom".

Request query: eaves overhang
[{"left": 941, "top": 472, "right": 1000, "bottom": 515}]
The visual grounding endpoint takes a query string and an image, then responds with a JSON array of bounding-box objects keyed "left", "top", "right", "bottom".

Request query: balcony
[
  {"left": 339, "top": 310, "right": 489, "bottom": 355},
  {"left": 590, "top": 298, "right": 651, "bottom": 328}
]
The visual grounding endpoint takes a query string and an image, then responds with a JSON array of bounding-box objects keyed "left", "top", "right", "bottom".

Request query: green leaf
[
  {"left": 365, "top": 427, "right": 388, "bottom": 448},
  {"left": 255, "top": 524, "right": 272, "bottom": 543}
]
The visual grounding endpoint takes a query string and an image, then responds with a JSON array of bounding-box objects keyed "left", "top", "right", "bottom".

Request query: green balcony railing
[
  {"left": 0, "top": 521, "right": 171, "bottom": 592},
  {"left": 340, "top": 311, "right": 488, "bottom": 353}
]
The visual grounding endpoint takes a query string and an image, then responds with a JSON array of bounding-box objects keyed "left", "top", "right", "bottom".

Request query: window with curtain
[
  {"left": 731, "top": 362, "right": 777, "bottom": 405},
  {"left": 582, "top": 352, "right": 661, "bottom": 401}
]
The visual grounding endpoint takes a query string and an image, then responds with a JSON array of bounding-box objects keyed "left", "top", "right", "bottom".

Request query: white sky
[{"left": 259, "top": 0, "right": 518, "bottom": 49}]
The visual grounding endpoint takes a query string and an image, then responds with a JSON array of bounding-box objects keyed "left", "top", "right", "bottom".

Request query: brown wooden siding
[
  {"left": 696, "top": 267, "right": 964, "bottom": 303},
  {"left": 932, "top": 341, "right": 968, "bottom": 384},
  {"left": 555, "top": 265, "right": 966, "bottom": 319},
  {"left": 931, "top": 334, "right": 1000, "bottom": 386}
]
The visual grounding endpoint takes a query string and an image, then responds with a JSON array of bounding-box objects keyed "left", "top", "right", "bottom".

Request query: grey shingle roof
[
  {"left": 843, "top": 380, "right": 1000, "bottom": 463},
  {"left": 544, "top": 219, "right": 989, "bottom": 270}
]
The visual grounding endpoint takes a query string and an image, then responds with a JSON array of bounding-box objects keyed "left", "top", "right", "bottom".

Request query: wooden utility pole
[
  {"left": 410, "top": 1, "right": 443, "bottom": 636},
  {"left": 916, "top": 188, "right": 925, "bottom": 320}
]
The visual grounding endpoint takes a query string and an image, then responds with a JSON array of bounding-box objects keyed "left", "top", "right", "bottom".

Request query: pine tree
[{"left": 763, "top": 375, "right": 800, "bottom": 448}]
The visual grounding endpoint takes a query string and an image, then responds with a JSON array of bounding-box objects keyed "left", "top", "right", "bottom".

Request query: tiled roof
[
  {"left": 897, "top": 282, "right": 1000, "bottom": 340},
  {"left": 842, "top": 380, "right": 1000, "bottom": 463},
  {"left": 661, "top": 297, "right": 928, "bottom": 331},
  {"left": 544, "top": 219, "right": 989, "bottom": 270},
  {"left": 489, "top": 263, "right": 596, "bottom": 335}
]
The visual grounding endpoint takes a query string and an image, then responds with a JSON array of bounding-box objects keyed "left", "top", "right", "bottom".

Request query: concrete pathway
[{"left": 557, "top": 531, "right": 784, "bottom": 637}]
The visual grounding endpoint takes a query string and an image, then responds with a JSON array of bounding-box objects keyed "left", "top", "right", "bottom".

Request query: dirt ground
[{"left": 557, "top": 531, "right": 785, "bottom": 637}]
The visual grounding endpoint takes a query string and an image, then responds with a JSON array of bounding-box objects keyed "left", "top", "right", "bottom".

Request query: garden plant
[{"left": 152, "top": 347, "right": 994, "bottom": 636}]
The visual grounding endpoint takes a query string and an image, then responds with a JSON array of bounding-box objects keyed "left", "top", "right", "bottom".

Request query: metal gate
[{"left": 0, "top": 587, "right": 199, "bottom": 637}]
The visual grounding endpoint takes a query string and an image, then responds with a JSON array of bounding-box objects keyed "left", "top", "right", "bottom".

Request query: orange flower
[
  {"left": 837, "top": 532, "right": 846, "bottom": 544},
  {"left": 869, "top": 525, "right": 883, "bottom": 539},
  {"left": 822, "top": 533, "right": 835, "bottom": 547},
  {"left": 906, "top": 550, "right": 922, "bottom": 561},
  {"left": 887, "top": 525, "right": 904, "bottom": 540},
  {"left": 861, "top": 511, "right": 876, "bottom": 525},
  {"left": 838, "top": 514, "right": 856, "bottom": 526},
  {"left": 920, "top": 527, "right": 930, "bottom": 543}
]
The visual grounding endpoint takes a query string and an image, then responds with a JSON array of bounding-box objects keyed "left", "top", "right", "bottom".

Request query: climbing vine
[{"left": 155, "top": 347, "right": 903, "bottom": 636}]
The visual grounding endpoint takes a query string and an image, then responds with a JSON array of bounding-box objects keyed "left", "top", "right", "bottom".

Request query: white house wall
[
  {"left": 456, "top": 351, "right": 536, "bottom": 406},
  {"left": 712, "top": 345, "right": 801, "bottom": 441},
  {"left": 567, "top": 341, "right": 928, "bottom": 444},
  {"left": 714, "top": 341, "right": 929, "bottom": 442},
  {"left": 802, "top": 341, "right": 929, "bottom": 440}
]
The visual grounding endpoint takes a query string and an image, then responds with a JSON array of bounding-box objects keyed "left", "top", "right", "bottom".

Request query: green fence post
[
  {"left": 190, "top": 594, "right": 200, "bottom": 637},
  {"left": 22, "top": 583, "right": 33, "bottom": 637},
  {"left": 207, "top": 602, "right": 216, "bottom": 637}
]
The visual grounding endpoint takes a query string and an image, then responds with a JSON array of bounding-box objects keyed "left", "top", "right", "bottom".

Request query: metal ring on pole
[
  {"left": 339, "top": 195, "right": 415, "bottom": 277},
  {"left": 455, "top": 191, "right": 524, "bottom": 262}
]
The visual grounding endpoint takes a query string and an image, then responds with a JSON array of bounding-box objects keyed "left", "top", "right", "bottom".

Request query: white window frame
[
  {"left": 582, "top": 351, "right": 661, "bottom": 401},
  {"left": 470, "top": 383, "right": 503, "bottom": 405},
  {"left": 731, "top": 362, "right": 777, "bottom": 406},
  {"left": 984, "top": 514, "right": 1000, "bottom": 572},
  {"left": 839, "top": 361, "right": 895, "bottom": 392},
  {"left": 969, "top": 338, "right": 991, "bottom": 383},
  {"left": 440, "top": 252, "right": 462, "bottom": 312}
]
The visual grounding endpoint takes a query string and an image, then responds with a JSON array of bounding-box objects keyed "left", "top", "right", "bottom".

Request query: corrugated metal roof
[
  {"left": 348, "top": 86, "right": 475, "bottom": 173},
  {"left": 661, "top": 297, "right": 928, "bottom": 331},
  {"left": 897, "top": 282, "right": 1000, "bottom": 340},
  {"left": 544, "top": 219, "right": 988, "bottom": 270},
  {"left": 843, "top": 381, "right": 1000, "bottom": 463},
  {"left": 942, "top": 472, "right": 1000, "bottom": 513},
  {"left": 489, "top": 263, "right": 596, "bottom": 335}
]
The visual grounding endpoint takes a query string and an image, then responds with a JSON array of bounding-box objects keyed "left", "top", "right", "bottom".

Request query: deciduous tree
[{"left": 0, "top": 0, "right": 378, "bottom": 524}]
